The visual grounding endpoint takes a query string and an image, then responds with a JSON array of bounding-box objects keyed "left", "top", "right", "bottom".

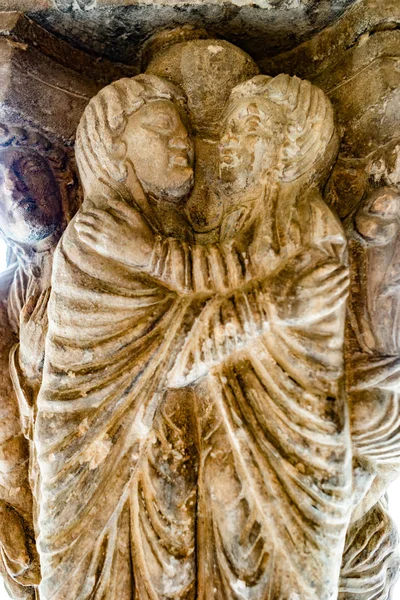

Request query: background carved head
[
  {"left": 220, "top": 74, "right": 338, "bottom": 194},
  {"left": 0, "top": 126, "right": 79, "bottom": 246},
  {"left": 146, "top": 38, "right": 259, "bottom": 138},
  {"left": 76, "top": 74, "right": 194, "bottom": 203},
  {"left": 355, "top": 187, "right": 400, "bottom": 246}
]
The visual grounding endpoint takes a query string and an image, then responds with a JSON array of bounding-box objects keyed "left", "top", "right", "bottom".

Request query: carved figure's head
[
  {"left": 0, "top": 126, "right": 78, "bottom": 245},
  {"left": 355, "top": 187, "right": 400, "bottom": 246},
  {"left": 220, "top": 74, "right": 338, "bottom": 193},
  {"left": 76, "top": 75, "right": 194, "bottom": 203}
]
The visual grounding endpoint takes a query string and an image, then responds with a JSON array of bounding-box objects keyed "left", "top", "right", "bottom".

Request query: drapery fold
[
  {"left": 36, "top": 192, "right": 198, "bottom": 599},
  {"left": 36, "top": 189, "right": 351, "bottom": 600}
]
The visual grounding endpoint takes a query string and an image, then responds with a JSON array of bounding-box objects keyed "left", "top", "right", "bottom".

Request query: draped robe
[
  {"left": 169, "top": 190, "right": 352, "bottom": 600},
  {"left": 338, "top": 203, "right": 400, "bottom": 600},
  {"left": 35, "top": 186, "right": 253, "bottom": 600},
  {"left": 36, "top": 185, "right": 351, "bottom": 600}
]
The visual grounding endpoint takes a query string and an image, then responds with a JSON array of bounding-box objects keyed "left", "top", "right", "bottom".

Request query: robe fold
[
  {"left": 36, "top": 187, "right": 351, "bottom": 600},
  {"left": 35, "top": 192, "right": 201, "bottom": 600},
  {"left": 348, "top": 219, "right": 400, "bottom": 465},
  {"left": 175, "top": 192, "right": 352, "bottom": 600}
]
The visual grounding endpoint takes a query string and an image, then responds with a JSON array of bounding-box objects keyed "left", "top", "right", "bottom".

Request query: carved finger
[
  {"left": 107, "top": 197, "right": 139, "bottom": 220},
  {"left": 20, "top": 294, "right": 36, "bottom": 324},
  {"left": 311, "top": 261, "right": 345, "bottom": 280},
  {"left": 301, "top": 264, "right": 347, "bottom": 289},
  {"left": 77, "top": 214, "right": 103, "bottom": 229},
  {"left": 86, "top": 208, "right": 120, "bottom": 228},
  {"left": 321, "top": 287, "right": 349, "bottom": 312},
  {"left": 76, "top": 222, "right": 99, "bottom": 237},
  {"left": 328, "top": 289, "right": 349, "bottom": 311},
  {"left": 78, "top": 229, "right": 98, "bottom": 247},
  {"left": 316, "top": 270, "right": 349, "bottom": 293},
  {"left": 31, "top": 288, "right": 51, "bottom": 322},
  {"left": 311, "top": 277, "right": 350, "bottom": 307},
  {"left": 75, "top": 222, "right": 101, "bottom": 239}
]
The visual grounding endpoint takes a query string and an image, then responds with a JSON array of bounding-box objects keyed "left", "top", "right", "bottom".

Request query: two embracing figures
[{"left": 35, "top": 41, "right": 350, "bottom": 600}]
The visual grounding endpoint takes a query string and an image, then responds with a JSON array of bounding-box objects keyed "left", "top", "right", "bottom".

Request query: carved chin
[
  {"left": 26, "top": 220, "right": 59, "bottom": 242},
  {"left": 143, "top": 170, "right": 194, "bottom": 202},
  {"left": 11, "top": 214, "right": 59, "bottom": 243}
]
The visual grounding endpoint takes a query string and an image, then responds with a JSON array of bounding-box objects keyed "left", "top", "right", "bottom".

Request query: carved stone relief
[
  {"left": 0, "top": 125, "right": 80, "bottom": 599},
  {"left": 260, "top": 5, "right": 400, "bottom": 597},
  {"left": 0, "top": 5, "right": 399, "bottom": 600},
  {"left": 25, "top": 40, "right": 351, "bottom": 600}
]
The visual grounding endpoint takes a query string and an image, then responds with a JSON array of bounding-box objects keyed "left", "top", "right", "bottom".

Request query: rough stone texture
[
  {"left": 0, "top": 124, "right": 81, "bottom": 599},
  {"left": 31, "top": 41, "right": 352, "bottom": 600},
  {"left": 24, "top": 0, "right": 357, "bottom": 67},
  {"left": 0, "top": 265, "right": 38, "bottom": 600},
  {"left": 261, "top": 2, "right": 400, "bottom": 597},
  {"left": 0, "top": 12, "right": 137, "bottom": 85},
  {"left": 0, "top": 13, "right": 101, "bottom": 145}
]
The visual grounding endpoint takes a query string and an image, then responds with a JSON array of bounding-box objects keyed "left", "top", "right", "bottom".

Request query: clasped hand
[
  {"left": 75, "top": 198, "right": 154, "bottom": 269},
  {"left": 266, "top": 248, "right": 349, "bottom": 325}
]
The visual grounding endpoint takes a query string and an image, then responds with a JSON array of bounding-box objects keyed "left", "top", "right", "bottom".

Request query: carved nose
[
  {"left": 169, "top": 136, "right": 189, "bottom": 150},
  {"left": 221, "top": 135, "right": 239, "bottom": 148}
]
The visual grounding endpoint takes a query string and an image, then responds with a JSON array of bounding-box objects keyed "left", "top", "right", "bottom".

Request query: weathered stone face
[
  {"left": 0, "top": 147, "right": 62, "bottom": 243},
  {"left": 121, "top": 99, "right": 194, "bottom": 202},
  {"left": 219, "top": 95, "right": 285, "bottom": 192}
]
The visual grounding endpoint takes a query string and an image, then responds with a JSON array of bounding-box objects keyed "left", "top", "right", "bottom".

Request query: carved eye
[
  {"left": 146, "top": 115, "right": 174, "bottom": 133},
  {"left": 20, "top": 158, "right": 41, "bottom": 174},
  {"left": 369, "top": 191, "right": 400, "bottom": 218}
]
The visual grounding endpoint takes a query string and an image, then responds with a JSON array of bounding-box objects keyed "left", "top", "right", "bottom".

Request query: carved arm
[
  {"left": 169, "top": 247, "right": 349, "bottom": 387},
  {"left": 74, "top": 196, "right": 254, "bottom": 294}
]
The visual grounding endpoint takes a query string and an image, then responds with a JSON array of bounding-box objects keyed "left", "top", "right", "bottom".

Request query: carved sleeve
[
  {"left": 75, "top": 195, "right": 253, "bottom": 294},
  {"left": 149, "top": 235, "right": 252, "bottom": 294},
  {"left": 168, "top": 278, "right": 269, "bottom": 387}
]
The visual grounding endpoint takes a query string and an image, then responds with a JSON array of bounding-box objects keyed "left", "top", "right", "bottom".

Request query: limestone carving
[
  {"left": 0, "top": 29, "right": 397, "bottom": 600},
  {"left": 0, "top": 125, "right": 80, "bottom": 599},
  {"left": 32, "top": 34, "right": 353, "bottom": 597},
  {"left": 339, "top": 186, "right": 400, "bottom": 599}
]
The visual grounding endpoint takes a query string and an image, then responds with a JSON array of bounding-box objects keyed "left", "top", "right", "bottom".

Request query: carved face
[
  {"left": 355, "top": 187, "right": 400, "bottom": 245},
  {"left": 219, "top": 96, "right": 286, "bottom": 192},
  {"left": 0, "top": 147, "right": 62, "bottom": 244},
  {"left": 122, "top": 99, "right": 194, "bottom": 202}
]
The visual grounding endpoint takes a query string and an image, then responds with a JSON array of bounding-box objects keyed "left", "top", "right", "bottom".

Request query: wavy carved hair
[
  {"left": 76, "top": 74, "right": 188, "bottom": 194},
  {"left": 225, "top": 74, "right": 338, "bottom": 185},
  {"left": 0, "top": 124, "right": 80, "bottom": 228}
]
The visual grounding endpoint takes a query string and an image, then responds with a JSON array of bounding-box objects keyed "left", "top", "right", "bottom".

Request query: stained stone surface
[
  {"left": 23, "top": 0, "right": 358, "bottom": 66},
  {"left": 0, "top": 13, "right": 100, "bottom": 144}
]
